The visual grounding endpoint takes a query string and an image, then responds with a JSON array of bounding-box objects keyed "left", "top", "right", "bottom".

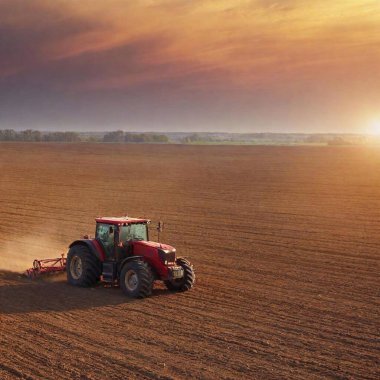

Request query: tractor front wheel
[
  {"left": 67, "top": 244, "right": 101, "bottom": 287},
  {"left": 164, "top": 258, "right": 195, "bottom": 292},
  {"left": 120, "top": 260, "right": 154, "bottom": 298}
]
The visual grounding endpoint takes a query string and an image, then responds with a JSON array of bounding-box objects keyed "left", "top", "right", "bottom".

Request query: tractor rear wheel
[
  {"left": 120, "top": 260, "right": 154, "bottom": 298},
  {"left": 164, "top": 258, "right": 195, "bottom": 292},
  {"left": 67, "top": 244, "right": 101, "bottom": 287}
]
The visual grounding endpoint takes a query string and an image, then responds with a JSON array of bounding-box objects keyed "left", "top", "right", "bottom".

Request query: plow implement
[{"left": 25, "top": 254, "right": 66, "bottom": 278}]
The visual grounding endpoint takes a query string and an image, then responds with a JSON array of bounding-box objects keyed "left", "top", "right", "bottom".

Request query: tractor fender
[
  {"left": 69, "top": 239, "right": 105, "bottom": 262},
  {"left": 119, "top": 256, "right": 160, "bottom": 280},
  {"left": 118, "top": 256, "right": 144, "bottom": 273}
]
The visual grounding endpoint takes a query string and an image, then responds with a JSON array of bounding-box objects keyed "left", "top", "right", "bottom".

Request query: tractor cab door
[{"left": 96, "top": 223, "right": 115, "bottom": 258}]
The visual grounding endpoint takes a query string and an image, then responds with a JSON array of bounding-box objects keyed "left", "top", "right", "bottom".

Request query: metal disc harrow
[{"left": 25, "top": 254, "right": 66, "bottom": 278}]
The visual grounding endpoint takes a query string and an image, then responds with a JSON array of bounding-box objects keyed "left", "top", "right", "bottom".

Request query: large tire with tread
[
  {"left": 120, "top": 260, "right": 154, "bottom": 298},
  {"left": 67, "top": 244, "right": 101, "bottom": 287},
  {"left": 164, "top": 258, "right": 195, "bottom": 292}
]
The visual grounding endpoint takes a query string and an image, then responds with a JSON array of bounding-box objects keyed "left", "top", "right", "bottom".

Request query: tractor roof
[{"left": 96, "top": 216, "right": 150, "bottom": 225}]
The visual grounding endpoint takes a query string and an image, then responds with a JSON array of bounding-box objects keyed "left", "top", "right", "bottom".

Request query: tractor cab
[{"left": 95, "top": 217, "right": 150, "bottom": 258}]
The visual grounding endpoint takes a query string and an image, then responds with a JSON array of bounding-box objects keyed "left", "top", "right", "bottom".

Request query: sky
[{"left": 0, "top": 0, "right": 379, "bottom": 133}]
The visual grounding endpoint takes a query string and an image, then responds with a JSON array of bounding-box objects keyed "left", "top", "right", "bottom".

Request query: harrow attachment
[{"left": 25, "top": 254, "right": 66, "bottom": 278}]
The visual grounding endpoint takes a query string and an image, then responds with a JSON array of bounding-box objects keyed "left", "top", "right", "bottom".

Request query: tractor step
[{"left": 102, "top": 261, "right": 117, "bottom": 282}]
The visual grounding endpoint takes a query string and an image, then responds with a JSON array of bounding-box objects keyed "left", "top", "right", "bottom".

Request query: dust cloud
[{"left": 0, "top": 235, "right": 67, "bottom": 273}]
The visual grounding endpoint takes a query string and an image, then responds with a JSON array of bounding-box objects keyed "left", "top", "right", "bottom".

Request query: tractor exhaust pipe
[{"left": 157, "top": 221, "right": 164, "bottom": 242}]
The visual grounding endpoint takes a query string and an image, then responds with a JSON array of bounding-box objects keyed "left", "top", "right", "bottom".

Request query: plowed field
[{"left": 0, "top": 143, "right": 379, "bottom": 379}]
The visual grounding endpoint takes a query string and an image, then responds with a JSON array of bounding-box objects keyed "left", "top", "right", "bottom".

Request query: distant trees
[
  {"left": 103, "top": 130, "right": 125, "bottom": 142},
  {"left": 304, "top": 135, "right": 350, "bottom": 145},
  {"left": 125, "top": 133, "right": 169, "bottom": 143},
  {"left": 0, "top": 129, "right": 80, "bottom": 142},
  {"left": 0, "top": 129, "right": 18, "bottom": 141},
  {"left": 103, "top": 131, "right": 169, "bottom": 143},
  {"left": 42, "top": 132, "right": 81, "bottom": 142},
  {"left": 19, "top": 129, "right": 42, "bottom": 141},
  {"left": 0, "top": 130, "right": 368, "bottom": 145},
  {"left": 180, "top": 133, "right": 213, "bottom": 143},
  {"left": 0, "top": 129, "right": 171, "bottom": 143}
]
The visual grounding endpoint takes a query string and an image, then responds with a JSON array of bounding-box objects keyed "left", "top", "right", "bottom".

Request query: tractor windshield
[{"left": 120, "top": 223, "right": 148, "bottom": 242}]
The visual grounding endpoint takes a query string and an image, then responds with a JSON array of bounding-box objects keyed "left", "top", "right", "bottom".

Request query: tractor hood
[
  {"left": 131, "top": 240, "right": 177, "bottom": 265},
  {"left": 132, "top": 240, "right": 176, "bottom": 252}
]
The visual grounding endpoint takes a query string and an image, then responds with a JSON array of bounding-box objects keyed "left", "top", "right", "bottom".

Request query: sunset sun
[{"left": 369, "top": 119, "right": 380, "bottom": 135}]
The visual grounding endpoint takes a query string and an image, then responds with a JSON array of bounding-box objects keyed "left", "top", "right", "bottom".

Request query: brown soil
[{"left": 0, "top": 143, "right": 379, "bottom": 379}]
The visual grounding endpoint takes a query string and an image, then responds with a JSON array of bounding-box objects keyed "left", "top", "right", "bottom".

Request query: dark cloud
[
  {"left": 0, "top": 23, "right": 225, "bottom": 130},
  {"left": 0, "top": 31, "right": 236, "bottom": 131},
  {"left": 0, "top": 0, "right": 102, "bottom": 76},
  {"left": 0, "top": 35, "right": 173, "bottom": 90}
]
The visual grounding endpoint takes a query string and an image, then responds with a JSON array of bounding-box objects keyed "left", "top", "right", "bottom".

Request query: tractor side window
[{"left": 96, "top": 223, "right": 114, "bottom": 257}]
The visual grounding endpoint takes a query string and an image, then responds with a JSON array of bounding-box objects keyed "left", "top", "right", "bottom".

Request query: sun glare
[{"left": 369, "top": 119, "right": 380, "bottom": 135}]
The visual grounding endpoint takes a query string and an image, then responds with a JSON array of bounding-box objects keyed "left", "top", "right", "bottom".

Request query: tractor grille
[{"left": 158, "top": 249, "right": 176, "bottom": 264}]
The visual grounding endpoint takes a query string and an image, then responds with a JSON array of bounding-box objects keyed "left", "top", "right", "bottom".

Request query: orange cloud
[
  {"left": 66, "top": 1, "right": 380, "bottom": 91},
  {"left": 2, "top": 0, "right": 379, "bottom": 88}
]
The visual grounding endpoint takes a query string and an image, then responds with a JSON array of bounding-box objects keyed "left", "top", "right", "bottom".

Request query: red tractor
[
  {"left": 27, "top": 216, "right": 195, "bottom": 298},
  {"left": 68, "top": 217, "right": 195, "bottom": 298}
]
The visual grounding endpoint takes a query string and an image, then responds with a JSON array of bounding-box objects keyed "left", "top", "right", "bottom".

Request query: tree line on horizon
[
  {"left": 0, "top": 129, "right": 372, "bottom": 145},
  {"left": 0, "top": 129, "right": 81, "bottom": 142},
  {"left": 0, "top": 129, "right": 171, "bottom": 143},
  {"left": 102, "top": 130, "right": 169, "bottom": 143},
  {"left": 0, "top": 128, "right": 214, "bottom": 144}
]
